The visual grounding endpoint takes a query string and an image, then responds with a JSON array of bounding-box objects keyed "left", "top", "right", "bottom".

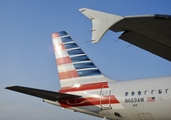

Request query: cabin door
[{"left": 100, "top": 85, "right": 111, "bottom": 109}]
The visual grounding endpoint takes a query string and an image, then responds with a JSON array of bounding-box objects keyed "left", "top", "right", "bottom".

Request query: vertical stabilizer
[{"left": 51, "top": 31, "right": 113, "bottom": 89}]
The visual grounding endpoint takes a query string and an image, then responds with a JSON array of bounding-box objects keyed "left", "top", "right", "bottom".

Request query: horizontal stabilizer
[{"left": 5, "top": 86, "right": 81, "bottom": 101}]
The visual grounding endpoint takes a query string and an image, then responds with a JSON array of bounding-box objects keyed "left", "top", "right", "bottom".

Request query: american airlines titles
[{"left": 125, "top": 98, "right": 144, "bottom": 103}]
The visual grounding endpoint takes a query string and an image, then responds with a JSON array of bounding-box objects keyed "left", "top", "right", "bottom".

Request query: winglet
[{"left": 79, "top": 8, "right": 124, "bottom": 43}]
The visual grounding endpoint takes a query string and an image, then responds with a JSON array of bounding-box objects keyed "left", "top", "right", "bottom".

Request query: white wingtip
[{"left": 79, "top": 8, "right": 124, "bottom": 43}]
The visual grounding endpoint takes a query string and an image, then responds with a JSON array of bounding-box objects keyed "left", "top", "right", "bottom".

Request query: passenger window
[
  {"left": 151, "top": 90, "right": 155, "bottom": 94},
  {"left": 138, "top": 91, "right": 141, "bottom": 95},
  {"left": 144, "top": 90, "right": 148, "bottom": 95},
  {"left": 158, "top": 89, "right": 162, "bottom": 94},
  {"left": 166, "top": 89, "right": 169, "bottom": 94},
  {"left": 125, "top": 92, "right": 128, "bottom": 96},
  {"left": 131, "top": 91, "right": 135, "bottom": 96}
]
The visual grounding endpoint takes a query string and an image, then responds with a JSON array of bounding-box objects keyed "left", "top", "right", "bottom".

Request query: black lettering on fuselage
[{"left": 125, "top": 98, "right": 144, "bottom": 103}]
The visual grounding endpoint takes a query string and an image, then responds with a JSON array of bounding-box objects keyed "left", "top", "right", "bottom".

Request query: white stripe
[
  {"left": 55, "top": 50, "right": 68, "bottom": 59},
  {"left": 59, "top": 35, "right": 69, "bottom": 38},
  {"left": 72, "top": 61, "right": 92, "bottom": 64},
  {"left": 53, "top": 36, "right": 71, "bottom": 44},
  {"left": 67, "top": 47, "right": 80, "bottom": 51},
  {"left": 52, "top": 38, "right": 61, "bottom": 44},
  {"left": 69, "top": 54, "right": 86, "bottom": 57},
  {"left": 76, "top": 68, "right": 98, "bottom": 71},
  {"left": 57, "top": 63, "right": 75, "bottom": 72},
  {"left": 67, "top": 89, "right": 102, "bottom": 96},
  {"left": 66, "top": 47, "right": 80, "bottom": 51},
  {"left": 61, "top": 79, "right": 75, "bottom": 88},
  {"left": 60, "top": 75, "right": 106, "bottom": 88},
  {"left": 63, "top": 41, "right": 75, "bottom": 44}
]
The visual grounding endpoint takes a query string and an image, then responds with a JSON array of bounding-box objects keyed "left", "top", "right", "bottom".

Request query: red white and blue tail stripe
[
  {"left": 5, "top": 31, "right": 121, "bottom": 117},
  {"left": 51, "top": 31, "right": 112, "bottom": 89},
  {"left": 51, "top": 31, "right": 119, "bottom": 110}
]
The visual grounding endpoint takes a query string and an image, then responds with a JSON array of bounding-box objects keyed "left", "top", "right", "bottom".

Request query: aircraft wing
[
  {"left": 6, "top": 86, "right": 81, "bottom": 101},
  {"left": 80, "top": 8, "right": 171, "bottom": 61}
]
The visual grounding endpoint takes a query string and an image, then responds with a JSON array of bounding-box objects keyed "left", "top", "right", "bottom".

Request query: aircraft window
[
  {"left": 125, "top": 92, "right": 128, "bottom": 96},
  {"left": 131, "top": 91, "right": 135, "bottom": 96},
  {"left": 138, "top": 91, "right": 141, "bottom": 95},
  {"left": 158, "top": 89, "right": 162, "bottom": 94},
  {"left": 151, "top": 90, "right": 155, "bottom": 94},
  {"left": 166, "top": 89, "right": 169, "bottom": 94},
  {"left": 144, "top": 90, "right": 148, "bottom": 95}
]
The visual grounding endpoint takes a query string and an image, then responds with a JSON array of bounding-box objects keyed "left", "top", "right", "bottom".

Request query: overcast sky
[{"left": 0, "top": 0, "right": 171, "bottom": 120}]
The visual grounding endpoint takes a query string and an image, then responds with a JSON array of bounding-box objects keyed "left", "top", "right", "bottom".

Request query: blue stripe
[
  {"left": 61, "top": 37, "right": 73, "bottom": 43},
  {"left": 77, "top": 69, "right": 101, "bottom": 77},
  {"left": 63, "top": 43, "right": 78, "bottom": 49},
  {"left": 70, "top": 55, "right": 90, "bottom": 62},
  {"left": 67, "top": 49, "right": 84, "bottom": 56},
  {"left": 58, "top": 31, "right": 67, "bottom": 36},
  {"left": 74, "top": 62, "right": 96, "bottom": 69}
]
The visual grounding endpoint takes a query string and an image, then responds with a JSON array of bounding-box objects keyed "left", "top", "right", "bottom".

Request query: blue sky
[{"left": 0, "top": 0, "right": 171, "bottom": 120}]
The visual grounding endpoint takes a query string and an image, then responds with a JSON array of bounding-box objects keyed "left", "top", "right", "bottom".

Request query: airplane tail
[
  {"left": 5, "top": 31, "right": 117, "bottom": 114},
  {"left": 51, "top": 31, "right": 113, "bottom": 90}
]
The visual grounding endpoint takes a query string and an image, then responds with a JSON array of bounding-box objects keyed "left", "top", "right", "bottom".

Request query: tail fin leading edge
[{"left": 51, "top": 31, "right": 112, "bottom": 89}]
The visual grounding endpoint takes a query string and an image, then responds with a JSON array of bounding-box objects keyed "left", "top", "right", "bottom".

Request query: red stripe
[
  {"left": 59, "top": 82, "right": 108, "bottom": 92},
  {"left": 59, "top": 70, "right": 78, "bottom": 80},
  {"left": 59, "top": 95, "right": 119, "bottom": 108},
  {"left": 60, "top": 43, "right": 65, "bottom": 50},
  {"left": 52, "top": 33, "right": 60, "bottom": 39},
  {"left": 56, "top": 56, "right": 72, "bottom": 65}
]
